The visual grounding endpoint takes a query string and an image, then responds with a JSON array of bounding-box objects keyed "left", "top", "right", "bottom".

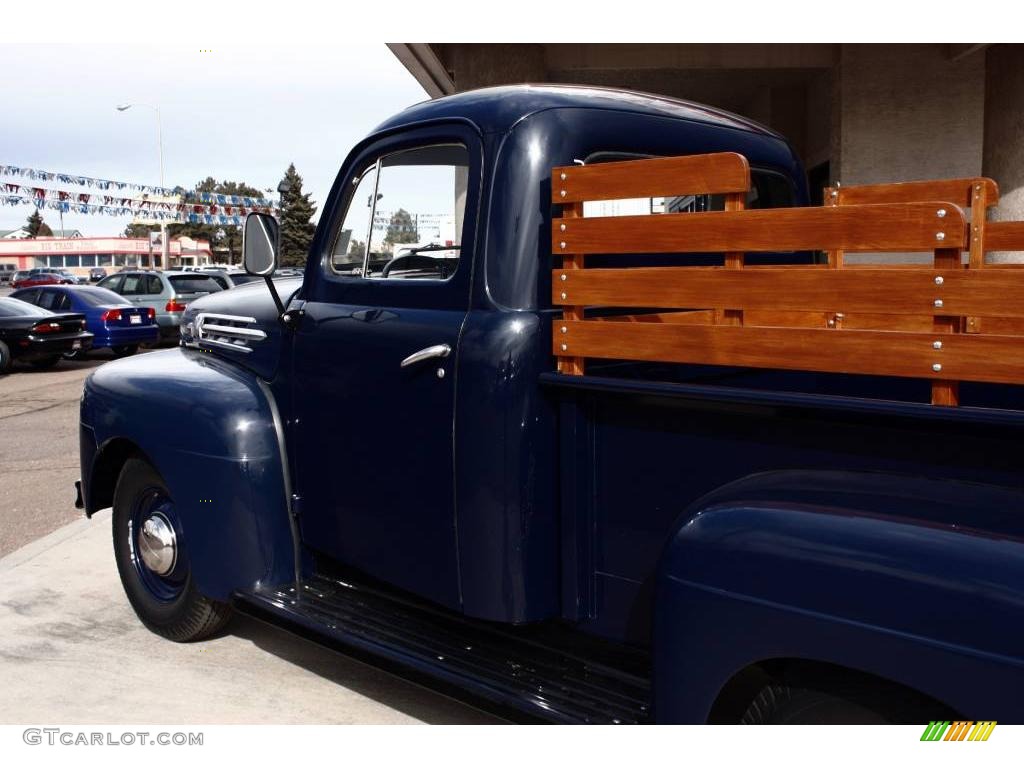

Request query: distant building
[
  {"left": 0, "top": 227, "right": 83, "bottom": 240},
  {"left": 0, "top": 235, "right": 212, "bottom": 275}
]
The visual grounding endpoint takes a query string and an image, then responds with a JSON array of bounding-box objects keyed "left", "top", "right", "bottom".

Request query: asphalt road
[{"left": 0, "top": 351, "right": 114, "bottom": 557}]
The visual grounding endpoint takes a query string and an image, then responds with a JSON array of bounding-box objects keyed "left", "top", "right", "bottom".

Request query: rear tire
[
  {"left": 741, "top": 683, "right": 886, "bottom": 724},
  {"left": 111, "top": 345, "right": 139, "bottom": 358},
  {"left": 0, "top": 341, "right": 10, "bottom": 374},
  {"left": 63, "top": 348, "right": 86, "bottom": 361},
  {"left": 30, "top": 355, "right": 61, "bottom": 370},
  {"left": 112, "top": 458, "right": 232, "bottom": 641}
]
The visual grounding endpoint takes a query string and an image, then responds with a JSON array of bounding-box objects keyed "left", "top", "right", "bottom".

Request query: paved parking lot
[{"left": 0, "top": 316, "right": 498, "bottom": 723}]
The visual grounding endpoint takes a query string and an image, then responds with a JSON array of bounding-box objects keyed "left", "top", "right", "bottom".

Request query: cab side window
[{"left": 329, "top": 144, "right": 469, "bottom": 281}]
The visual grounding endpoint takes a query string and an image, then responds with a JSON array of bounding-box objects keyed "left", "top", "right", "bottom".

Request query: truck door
[{"left": 289, "top": 129, "right": 480, "bottom": 611}]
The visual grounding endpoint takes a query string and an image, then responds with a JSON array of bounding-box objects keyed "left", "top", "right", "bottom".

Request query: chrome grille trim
[{"left": 194, "top": 312, "right": 266, "bottom": 354}]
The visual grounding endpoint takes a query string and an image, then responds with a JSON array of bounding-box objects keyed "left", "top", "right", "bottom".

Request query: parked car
[
  {"left": 0, "top": 296, "right": 92, "bottom": 373},
  {"left": 10, "top": 285, "right": 158, "bottom": 358},
  {"left": 96, "top": 270, "right": 223, "bottom": 341},
  {"left": 197, "top": 268, "right": 266, "bottom": 289},
  {"left": 77, "top": 85, "right": 1024, "bottom": 724},
  {"left": 55, "top": 269, "right": 85, "bottom": 285},
  {"left": 11, "top": 268, "right": 61, "bottom": 290},
  {"left": 89, "top": 267, "right": 108, "bottom": 283},
  {"left": 0, "top": 264, "right": 16, "bottom": 284}
]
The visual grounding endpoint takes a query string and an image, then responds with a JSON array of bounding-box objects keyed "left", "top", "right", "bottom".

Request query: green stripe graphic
[{"left": 921, "top": 721, "right": 950, "bottom": 741}]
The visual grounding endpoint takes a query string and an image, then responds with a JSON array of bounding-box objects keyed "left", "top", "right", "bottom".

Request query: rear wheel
[
  {"left": 30, "top": 355, "right": 61, "bottom": 370},
  {"left": 112, "top": 458, "right": 232, "bottom": 641},
  {"left": 63, "top": 348, "right": 86, "bottom": 360},
  {"left": 740, "top": 683, "right": 889, "bottom": 724},
  {"left": 111, "top": 345, "right": 139, "bottom": 358},
  {"left": 0, "top": 341, "right": 10, "bottom": 374}
]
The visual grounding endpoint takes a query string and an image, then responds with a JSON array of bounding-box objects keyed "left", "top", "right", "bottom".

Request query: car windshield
[
  {"left": 73, "top": 287, "right": 131, "bottom": 307},
  {"left": 0, "top": 298, "right": 52, "bottom": 317},
  {"left": 168, "top": 275, "right": 223, "bottom": 294}
]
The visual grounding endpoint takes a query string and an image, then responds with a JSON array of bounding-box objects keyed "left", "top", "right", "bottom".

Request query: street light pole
[{"left": 117, "top": 102, "right": 168, "bottom": 269}]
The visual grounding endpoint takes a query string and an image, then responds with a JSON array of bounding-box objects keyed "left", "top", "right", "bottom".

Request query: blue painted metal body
[{"left": 79, "top": 85, "right": 1024, "bottom": 721}]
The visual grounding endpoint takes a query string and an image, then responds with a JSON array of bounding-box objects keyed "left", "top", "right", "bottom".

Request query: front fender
[
  {"left": 653, "top": 470, "right": 1024, "bottom": 723},
  {"left": 81, "top": 347, "right": 294, "bottom": 600}
]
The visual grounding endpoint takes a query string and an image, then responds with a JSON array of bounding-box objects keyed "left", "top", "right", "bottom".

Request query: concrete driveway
[{"left": 0, "top": 510, "right": 500, "bottom": 724}]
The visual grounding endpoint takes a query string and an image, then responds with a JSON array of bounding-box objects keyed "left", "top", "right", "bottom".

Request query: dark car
[
  {"left": 89, "top": 267, "right": 108, "bottom": 283},
  {"left": 11, "top": 268, "right": 62, "bottom": 290},
  {"left": 0, "top": 296, "right": 92, "bottom": 373},
  {"left": 11, "top": 285, "right": 158, "bottom": 358}
]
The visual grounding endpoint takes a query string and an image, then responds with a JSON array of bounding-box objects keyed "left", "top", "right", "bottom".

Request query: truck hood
[{"left": 179, "top": 277, "right": 302, "bottom": 381}]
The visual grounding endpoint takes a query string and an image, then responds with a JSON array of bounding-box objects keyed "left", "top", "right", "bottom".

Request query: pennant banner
[
  {"left": 0, "top": 192, "right": 267, "bottom": 227},
  {"left": 0, "top": 164, "right": 278, "bottom": 208}
]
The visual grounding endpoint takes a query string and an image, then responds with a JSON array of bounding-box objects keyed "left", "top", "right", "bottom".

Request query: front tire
[
  {"left": 0, "top": 341, "right": 10, "bottom": 374},
  {"left": 112, "top": 458, "right": 231, "bottom": 641}
]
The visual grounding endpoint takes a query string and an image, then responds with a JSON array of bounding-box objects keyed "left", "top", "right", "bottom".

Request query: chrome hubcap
[{"left": 137, "top": 511, "right": 177, "bottom": 576}]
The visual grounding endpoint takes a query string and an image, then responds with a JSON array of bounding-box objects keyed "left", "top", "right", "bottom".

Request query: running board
[{"left": 234, "top": 574, "right": 651, "bottom": 724}]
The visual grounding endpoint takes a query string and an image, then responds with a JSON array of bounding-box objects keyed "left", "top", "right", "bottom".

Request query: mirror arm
[{"left": 265, "top": 275, "right": 285, "bottom": 315}]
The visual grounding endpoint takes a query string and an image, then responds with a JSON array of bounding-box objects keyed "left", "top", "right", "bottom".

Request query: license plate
[
  {"left": 72, "top": 341, "right": 82, "bottom": 350},
  {"left": 130, "top": 315, "right": 142, "bottom": 325}
]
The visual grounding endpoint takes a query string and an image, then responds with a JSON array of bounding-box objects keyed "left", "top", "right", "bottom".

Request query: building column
[{"left": 983, "top": 45, "right": 1024, "bottom": 229}]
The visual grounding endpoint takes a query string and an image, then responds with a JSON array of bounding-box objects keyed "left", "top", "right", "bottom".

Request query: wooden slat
[
  {"left": 985, "top": 221, "right": 1024, "bottom": 252},
  {"left": 552, "top": 152, "right": 750, "bottom": 204},
  {"left": 592, "top": 310, "right": 717, "bottom": 325},
  {"left": 552, "top": 267, "right": 1024, "bottom": 317},
  {"left": 557, "top": 202, "right": 585, "bottom": 375},
  {"left": 720, "top": 191, "right": 745, "bottom": 326},
  {"left": 553, "top": 202, "right": 967, "bottom": 255},
  {"left": 832, "top": 178, "right": 998, "bottom": 208},
  {"left": 556, "top": 321, "right": 1024, "bottom": 386},
  {"left": 932, "top": 248, "right": 961, "bottom": 405}
]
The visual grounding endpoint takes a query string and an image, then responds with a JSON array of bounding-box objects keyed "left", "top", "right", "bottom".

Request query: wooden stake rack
[{"left": 551, "top": 152, "right": 1024, "bottom": 406}]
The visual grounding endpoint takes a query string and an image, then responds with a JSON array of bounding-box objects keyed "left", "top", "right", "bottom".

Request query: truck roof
[{"left": 373, "top": 84, "right": 784, "bottom": 138}]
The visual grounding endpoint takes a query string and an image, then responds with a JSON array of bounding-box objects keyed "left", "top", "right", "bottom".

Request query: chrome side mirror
[{"left": 242, "top": 213, "right": 279, "bottom": 276}]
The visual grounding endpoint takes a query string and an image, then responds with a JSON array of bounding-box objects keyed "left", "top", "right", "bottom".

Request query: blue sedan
[{"left": 10, "top": 284, "right": 159, "bottom": 357}]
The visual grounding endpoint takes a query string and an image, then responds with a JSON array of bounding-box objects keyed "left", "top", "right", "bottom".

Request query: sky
[{"left": 0, "top": 44, "right": 428, "bottom": 236}]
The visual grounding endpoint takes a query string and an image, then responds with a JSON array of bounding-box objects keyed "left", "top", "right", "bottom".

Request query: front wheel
[
  {"left": 112, "top": 458, "right": 232, "bottom": 641},
  {"left": 0, "top": 341, "right": 10, "bottom": 375}
]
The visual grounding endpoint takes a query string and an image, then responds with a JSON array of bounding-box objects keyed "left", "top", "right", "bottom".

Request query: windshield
[
  {"left": 0, "top": 298, "right": 52, "bottom": 318},
  {"left": 168, "top": 275, "right": 223, "bottom": 295},
  {"left": 74, "top": 287, "right": 131, "bottom": 307}
]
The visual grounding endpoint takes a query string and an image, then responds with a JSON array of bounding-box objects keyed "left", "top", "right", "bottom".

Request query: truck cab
[{"left": 78, "top": 85, "right": 1024, "bottom": 724}]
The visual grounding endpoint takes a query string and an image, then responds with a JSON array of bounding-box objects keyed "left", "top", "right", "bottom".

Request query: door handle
[{"left": 400, "top": 344, "right": 451, "bottom": 368}]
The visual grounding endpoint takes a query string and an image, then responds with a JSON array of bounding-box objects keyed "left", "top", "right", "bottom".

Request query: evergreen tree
[
  {"left": 385, "top": 209, "right": 418, "bottom": 246},
  {"left": 26, "top": 209, "right": 53, "bottom": 238},
  {"left": 278, "top": 163, "right": 317, "bottom": 267}
]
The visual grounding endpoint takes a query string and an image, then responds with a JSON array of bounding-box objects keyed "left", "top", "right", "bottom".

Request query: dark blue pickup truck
[{"left": 77, "top": 85, "right": 1024, "bottom": 724}]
